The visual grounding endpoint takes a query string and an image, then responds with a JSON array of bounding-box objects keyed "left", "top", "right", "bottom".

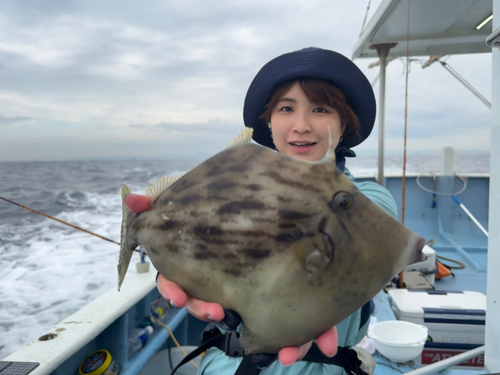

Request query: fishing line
[{"left": 0, "top": 195, "right": 138, "bottom": 250}]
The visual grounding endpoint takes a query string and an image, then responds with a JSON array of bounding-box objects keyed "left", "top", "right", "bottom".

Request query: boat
[{"left": 1, "top": 0, "right": 498, "bottom": 374}]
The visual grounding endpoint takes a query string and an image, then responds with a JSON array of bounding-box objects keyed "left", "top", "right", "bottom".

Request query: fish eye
[{"left": 331, "top": 192, "right": 354, "bottom": 211}]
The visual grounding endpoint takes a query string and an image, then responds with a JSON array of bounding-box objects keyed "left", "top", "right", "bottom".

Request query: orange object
[{"left": 435, "top": 261, "right": 452, "bottom": 280}]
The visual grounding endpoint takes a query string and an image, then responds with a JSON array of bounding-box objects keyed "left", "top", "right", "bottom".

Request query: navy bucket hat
[{"left": 243, "top": 47, "right": 376, "bottom": 149}]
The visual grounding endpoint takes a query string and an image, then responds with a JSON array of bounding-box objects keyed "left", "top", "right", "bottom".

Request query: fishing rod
[{"left": 0, "top": 195, "right": 124, "bottom": 247}]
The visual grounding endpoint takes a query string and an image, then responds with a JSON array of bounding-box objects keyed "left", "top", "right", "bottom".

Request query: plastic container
[
  {"left": 79, "top": 349, "right": 119, "bottom": 375},
  {"left": 151, "top": 296, "right": 169, "bottom": 319},
  {"left": 368, "top": 320, "right": 428, "bottom": 363},
  {"left": 388, "top": 289, "right": 486, "bottom": 344},
  {"left": 127, "top": 325, "right": 154, "bottom": 359}
]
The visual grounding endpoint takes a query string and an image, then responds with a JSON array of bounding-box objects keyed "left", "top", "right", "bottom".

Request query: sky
[{"left": 0, "top": 0, "right": 493, "bottom": 161}]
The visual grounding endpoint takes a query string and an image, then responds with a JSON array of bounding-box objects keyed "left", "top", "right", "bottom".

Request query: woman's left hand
[{"left": 278, "top": 327, "right": 338, "bottom": 366}]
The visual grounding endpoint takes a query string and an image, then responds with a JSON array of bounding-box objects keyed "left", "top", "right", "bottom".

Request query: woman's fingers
[
  {"left": 185, "top": 297, "right": 225, "bottom": 322},
  {"left": 125, "top": 194, "right": 150, "bottom": 214},
  {"left": 157, "top": 274, "right": 225, "bottom": 322},
  {"left": 315, "top": 326, "right": 339, "bottom": 357},
  {"left": 278, "top": 341, "right": 313, "bottom": 366},
  {"left": 277, "top": 326, "right": 338, "bottom": 366},
  {"left": 157, "top": 274, "right": 188, "bottom": 308}
]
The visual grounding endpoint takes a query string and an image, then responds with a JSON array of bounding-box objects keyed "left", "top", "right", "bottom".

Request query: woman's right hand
[{"left": 124, "top": 194, "right": 225, "bottom": 323}]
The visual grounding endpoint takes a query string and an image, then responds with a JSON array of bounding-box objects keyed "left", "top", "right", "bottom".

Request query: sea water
[{"left": 0, "top": 153, "right": 490, "bottom": 359}]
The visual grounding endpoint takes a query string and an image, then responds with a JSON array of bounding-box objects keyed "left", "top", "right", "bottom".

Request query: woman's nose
[{"left": 292, "top": 113, "right": 311, "bottom": 133}]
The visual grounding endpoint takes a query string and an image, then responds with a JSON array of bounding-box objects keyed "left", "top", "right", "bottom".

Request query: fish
[{"left": 118, "top": 128, "right": 426, "bottom": 354}]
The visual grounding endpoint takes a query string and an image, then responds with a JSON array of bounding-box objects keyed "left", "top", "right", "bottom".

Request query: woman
[{"left": 125, "top": 47, "right": 398, "bottom": 375}]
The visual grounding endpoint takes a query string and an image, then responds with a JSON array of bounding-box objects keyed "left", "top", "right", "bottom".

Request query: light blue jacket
[{"left": 197, "top": 169, "right": 398, "bottom": 375}]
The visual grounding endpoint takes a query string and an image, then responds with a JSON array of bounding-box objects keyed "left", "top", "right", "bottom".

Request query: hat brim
[{"left": 243, "top": 48, "right": 376, "bottom": 149}]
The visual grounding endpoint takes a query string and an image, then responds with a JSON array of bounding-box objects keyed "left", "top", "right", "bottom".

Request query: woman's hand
[{"left": 124, "top": 193, "right": 339, "bottom": 365}]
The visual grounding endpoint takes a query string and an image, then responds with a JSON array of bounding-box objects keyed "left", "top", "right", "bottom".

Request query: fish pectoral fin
[
  {"left": 281, "top": 223, "right": 308, "bottom": 243},
  {"left": 305, "top": 227, "right": 335, "bottom": 274}
]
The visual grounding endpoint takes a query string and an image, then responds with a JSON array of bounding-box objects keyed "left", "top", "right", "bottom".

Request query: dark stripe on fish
[
  {"left": 223, "top": 269, "right": 242, "bottom": 277},
  {"left": 207, "top": 164, "right": 248, "bottom": 177},
  {"left": 218, "top": 201, "right": 265, "bottom": 215},
  {"left": 180, "top": 194, "right": 203, "bottom": 205},
  {"left": 240, "top": 248, "right": 271, "bottom": 259},
  {"left": 207, "top": 180, "right": 239, "bottom": 191},
  {"left": 194, "top": 251, "right": 219, "bottom": 260},
  {"left": 159, "top": 220, "right": 180, "bottom": 230},
  {"left": 246, "top": 184, "right": 262, "bottom": 191},
  {"left": 173, "top": 179, "right": 199, "bottom": 193},
  {"left": 279, "top": 210, "right": 315, "bottom": 220},
  {"left": 194, "top": 226, "right": 224, "bottom": 236},
  {"left": 261, "top": 171, "right": 321, "bottom": 193}
]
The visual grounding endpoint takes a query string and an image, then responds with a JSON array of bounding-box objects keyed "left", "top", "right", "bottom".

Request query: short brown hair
[{"left": 260, "top": 78, "right": 360, "bottom": 146}]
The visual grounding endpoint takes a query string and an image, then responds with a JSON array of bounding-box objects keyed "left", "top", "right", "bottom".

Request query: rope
[
  {"left": 436, "top": 255, "right": 466, "bottom": 270},
  {"left": 416, "top": 173, "right": 468, "bottom": 196},
  {"left": 150, "top": 314, "right": 200, "bottom": 369},
  {"left": 359, "top": 0, "right": 372, "bottom": 36}
]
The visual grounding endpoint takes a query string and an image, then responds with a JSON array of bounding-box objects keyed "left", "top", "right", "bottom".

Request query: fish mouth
[{"left": 404, "top": 233, "right": 427, "bottom": 266}]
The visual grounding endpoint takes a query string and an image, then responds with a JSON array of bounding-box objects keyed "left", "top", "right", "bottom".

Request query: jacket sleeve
[{"left": 354, "top": 181, "right": 399, "bottom": 219}]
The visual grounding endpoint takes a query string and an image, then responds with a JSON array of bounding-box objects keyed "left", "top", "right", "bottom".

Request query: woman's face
[{"left": 269, "top": 83, "right": 344, "bottom": 162}]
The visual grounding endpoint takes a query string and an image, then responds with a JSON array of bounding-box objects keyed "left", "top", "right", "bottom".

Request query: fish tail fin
[{"left": 118, "top": 184, "right": 136, "bottom": 291}]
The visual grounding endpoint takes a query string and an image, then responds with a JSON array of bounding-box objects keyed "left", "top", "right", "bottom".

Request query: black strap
[
  {"left": 169, "top": 335, "right": 226, "bottom": 375},
  {"left": 170, "top": 325, "right": 368, "bottom": 375}
]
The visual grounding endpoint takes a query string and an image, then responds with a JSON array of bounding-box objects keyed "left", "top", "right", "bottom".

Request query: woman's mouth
[{"left": 289, "top": 141, "right": 317, "bottom": 153}]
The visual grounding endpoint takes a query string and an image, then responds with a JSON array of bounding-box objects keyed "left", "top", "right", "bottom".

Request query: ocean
[{"left": 0, "top": 153, "right": 490, "bottom": 359}]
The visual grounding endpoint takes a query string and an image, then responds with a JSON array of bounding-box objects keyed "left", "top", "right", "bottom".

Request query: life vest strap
[{"left": 169, "top": 324, "right": 370, "bottom": 375}]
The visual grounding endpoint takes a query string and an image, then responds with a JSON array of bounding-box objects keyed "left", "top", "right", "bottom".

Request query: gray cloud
[
  {"left": 0, "top": 0, "right": 492, "bottom": 161},
  {"left": 0, "top": 113, "right": 32, "bottom": 126}
]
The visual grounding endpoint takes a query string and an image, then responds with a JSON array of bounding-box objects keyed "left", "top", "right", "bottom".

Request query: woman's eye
[
  {"left": 313, "top": 107, "right": 328, "bottom": 113},
  {"left": 279, "top": 106, "right": 293, "bottom": 112}
]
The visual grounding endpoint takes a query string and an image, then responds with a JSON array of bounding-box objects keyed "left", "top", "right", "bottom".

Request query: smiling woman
[
  {"left": 259, "top": 78, "right": 361, "bottom": 161},
  {"left": 123, "top": 47, "right": 400, "bottom": 375}
]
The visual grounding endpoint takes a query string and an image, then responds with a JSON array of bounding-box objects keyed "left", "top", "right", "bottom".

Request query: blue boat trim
[
  {"left": 423, "top": 308, "right": 486, "bottom": 316},
  {"left": 425, "top": 342, "right": 483, "bottom": 350},
  {"left": 424, "top": 318, "right": 485, "bottom": 325},
  {"left": 408, "top": 290, "right": 465, "bottom": 294}
]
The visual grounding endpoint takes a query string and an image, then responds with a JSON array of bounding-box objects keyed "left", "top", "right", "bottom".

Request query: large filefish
[{"left": 118, "top": 128, "right": 425, "bottom": 354}]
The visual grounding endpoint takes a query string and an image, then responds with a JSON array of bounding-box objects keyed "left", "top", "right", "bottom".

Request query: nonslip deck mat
[{"left": 0, "top": 362, "right": 39, "bottom": 375}]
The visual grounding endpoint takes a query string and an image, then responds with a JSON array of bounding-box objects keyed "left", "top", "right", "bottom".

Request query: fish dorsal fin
[
  {"left": 145, "top": 175, "right": 182, "bottom": 203},
  {"left": 144, "top": 128, "right": 254, "bottom": 203},
  {"left": 225, "top": 127, "right": 253, "bottom": 148}
]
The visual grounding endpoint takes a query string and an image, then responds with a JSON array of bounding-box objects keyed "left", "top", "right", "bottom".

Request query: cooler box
[
  {"left": 404, "top": 245, "right": 436, "bottom": 285},
  {"left": 388, "top": 289, "right": 486, "bottom": 345}
]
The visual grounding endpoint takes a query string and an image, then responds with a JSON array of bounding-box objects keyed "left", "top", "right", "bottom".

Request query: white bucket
[
  {"left": 138, "top": 346, "right": 201, "bottom": 375},
  {"left": 368, "top": 320, "right": 428, "bottom": 363}
]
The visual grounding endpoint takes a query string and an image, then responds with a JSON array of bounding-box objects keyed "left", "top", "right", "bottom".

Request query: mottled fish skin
[{"left": 119, "top": 142, "right": 426, "bottom": 354}]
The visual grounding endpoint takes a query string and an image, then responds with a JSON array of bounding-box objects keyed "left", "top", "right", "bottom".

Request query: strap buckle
[{"left": 225, "top": 331, "right": 245, "bottom": 357}]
